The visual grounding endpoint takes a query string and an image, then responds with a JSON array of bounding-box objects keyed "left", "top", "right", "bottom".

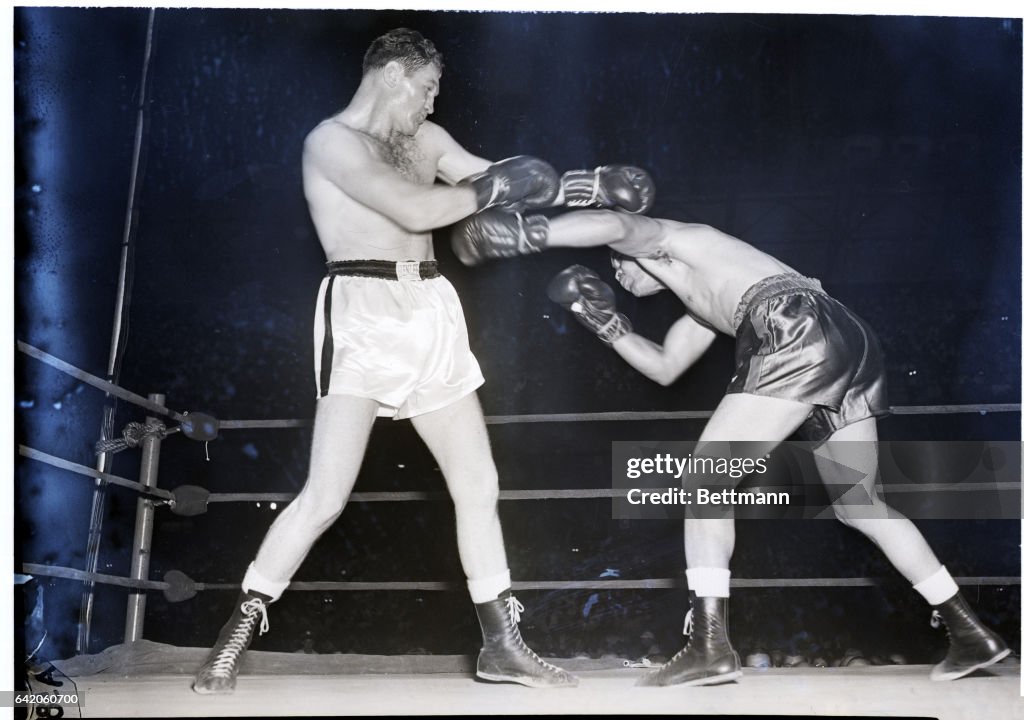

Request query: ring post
[{"left": 124, "top": 393, "right": 165, "bottom": 643}]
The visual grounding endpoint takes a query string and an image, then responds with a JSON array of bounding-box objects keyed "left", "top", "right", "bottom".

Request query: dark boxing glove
[
  {"left": 547, "top": 265, "right": 633, "bottom": 345},
  {"left": 461, "top": 156, "right": 560, "bottom": 213},
  {"left": 451, "top": 209, "right": 551, "bottom": 266},
  {"left": 560, "top": 165, "right": 655, "bottom": 214}
]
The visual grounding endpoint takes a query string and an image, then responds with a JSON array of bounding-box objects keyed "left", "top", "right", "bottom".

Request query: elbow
[
  {"left": 647, "top": 364, "right": 681, "bottom": 387},
  {"left": 391, "top": 203, "right": 439, "bottom": 233},
  {"left": 652, "top": 371, "right": 677, "bottom": 387},
  {"left": 397, "top": 215, "right": 436, "bottom": 234},
  {"left": 395, "top": 195, "right": 472, "bottom": 234},
  {"left": 393, "top": 213, "right": 444, "bottom": 235}
]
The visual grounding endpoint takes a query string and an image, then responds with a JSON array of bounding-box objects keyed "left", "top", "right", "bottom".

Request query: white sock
[
  {"left": 467, "top": 569, "right": 512, "bottom": 604},
  {"left": 913, "top": 565, "right": 958, "bottom": 606},
  {"left": 242, "top": 562, "right": 289, "bottom": 602},
  {"left": 686, "top": 567, "right": 731, "bottom": 597}
]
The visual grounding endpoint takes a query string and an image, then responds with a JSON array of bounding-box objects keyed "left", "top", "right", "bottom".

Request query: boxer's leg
[
  {"left": 411, "top": 392, "right": 578, "bottom": 688},
  {"left": 815, "top": 418, "right": 1010, "bottom": 681},
  {"left": 640, "top": 392, "right": 814, "bottom": 687},
  {"left": 193, "top": 395, "right": 378, "bottom": 694}
]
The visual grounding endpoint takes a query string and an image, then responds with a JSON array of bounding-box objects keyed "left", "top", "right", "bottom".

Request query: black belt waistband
[{"left": 326, "top": 259, "right": 440, "bottom": 281}]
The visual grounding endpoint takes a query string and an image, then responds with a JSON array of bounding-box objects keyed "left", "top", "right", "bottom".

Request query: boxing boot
[
  {"left": 929, "top": 592, "right": 1010, "bottom": 680},
  {"left": 192, "top": 590, "right": 271, "bottom": 694},
  {"left": 637, "top": 593, "right": 742, "bottom": 686},
  {"left": 475, "top": 590, "right": 578, "bottom": 687}
]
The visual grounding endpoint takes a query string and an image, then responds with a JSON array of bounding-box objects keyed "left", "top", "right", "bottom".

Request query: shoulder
[
  {"left": 417, "top": 119, "right": 449, "bottom": 140},
  {"left": 305, "top": 117, "right": 366, "bottom": 153},
  {"left": 416, "top": 120, "right": 459, "bottom": 152},
  {"left": 661, "top": 219, "right": 734, "bottom": 246},
  {"left": 303, "top": 118, "right": 370, "bottom": 165}
]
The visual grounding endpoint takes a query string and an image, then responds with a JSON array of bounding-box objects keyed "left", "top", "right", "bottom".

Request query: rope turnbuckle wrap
[{"left": 94, "top": 420, "right": 176, "bottom": 455}]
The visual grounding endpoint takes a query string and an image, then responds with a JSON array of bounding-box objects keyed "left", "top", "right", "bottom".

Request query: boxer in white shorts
[
  {"left": 313, "top": 260, "right": 484, "bottom": 418},
  {"left": 192, "top": 28, "right": 589, "bottom": 693}
]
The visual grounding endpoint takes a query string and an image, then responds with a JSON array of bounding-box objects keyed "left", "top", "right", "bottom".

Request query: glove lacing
[
  {"left": 589, "top": 166, "right": 605, "bottom": 206},
  {"left": 562, "top": 167, "right": 606, "bottom": 207}
]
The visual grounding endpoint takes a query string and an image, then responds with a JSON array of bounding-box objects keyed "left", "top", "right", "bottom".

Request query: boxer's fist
[
  {"left": 462, "top": 156, "right": 560, "bottom": 212},
  {"left": 560, "top": 165, "right": 655, "bottom": 214},
  {"left": 451, "top": 209, "right": 550, "bottom": 266},
  {"left": 547, "top": 265, "right": 633, "bottom": 345}
]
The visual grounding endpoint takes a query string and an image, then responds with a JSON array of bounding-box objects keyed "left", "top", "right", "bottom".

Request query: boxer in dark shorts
[
  {"left": 727, "top": 273, "right": 889, "bottom": 443},
  {"left": 452, "top": 208, "right": 1011, "bottom": 686}
]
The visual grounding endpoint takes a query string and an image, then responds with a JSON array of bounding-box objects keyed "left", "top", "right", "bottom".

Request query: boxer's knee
[
  {"left": 449, "top": 467, "right": 501, "bottom": 518},
  {"left": 288, "top": 485, "right": 347, "bottom": 532}
]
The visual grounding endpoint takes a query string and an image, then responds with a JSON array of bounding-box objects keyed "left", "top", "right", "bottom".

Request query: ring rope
[
  {"left": 888, "top": 404, "right": 1022, "bottom": 415},
  {"left": 879, "top": 482, "right": 1020, "bottom": 493},
  {"left": 220, "top": 419, "right": 310, "bottom": 430},
  {"left": 220, "top": 403, "right": 1022, "bottom": 429},
  {"left": 205, "top": 489, "right": 632, "bottom": 503},
  {"left": 20, "top": 563, "right": 1020, "bottom": 592},
  {"left": 17, "top": 341, "right": 1019, "bottom": 429},
  {"left": 17, "top": 340, "right": 186, "bottom": 422},
  {"left": 22, "top": 564, "right": 168, "bottom": 591},
  {"left": 18, "top": 445, "right": 174, "bottom": 501},
  {"left": 18, "top": 444, "right": 1018, "bottom": 504},
  {"left": 206, "top": 484, "right": 1020, "bottom": 504}
]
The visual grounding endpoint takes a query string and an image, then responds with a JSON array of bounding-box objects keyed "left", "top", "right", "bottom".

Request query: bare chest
[
  {"left": 638, "top": 258, "right": 738, "bottom": 334},
  {"left": 367, "top": 133, "right": 436, "bottom": 185}
]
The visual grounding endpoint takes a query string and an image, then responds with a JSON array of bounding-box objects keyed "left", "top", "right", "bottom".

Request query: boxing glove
[
  {"left": 461, "top": 156, "right": 560, "bottom": 213},
  {"left": 451, "top": 209, "right": 550, "bottom": 266},
  {"left": 560, "top": 165, "right": 655, "bottom": 214},
  {"left": 547, "top": 265, "right": 633, "bottom": 344}
]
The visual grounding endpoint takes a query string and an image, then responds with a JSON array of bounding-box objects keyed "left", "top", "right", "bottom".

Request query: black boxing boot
[
  {"left": 929, "top": 593, "right": 1010, "bottom": 680},
  {"left": 192, "top": 590, "right": 272, "bottom": 694},
  {"left": 475, "top": 590, "right": 578, "bottom": 687},
  {"left": 637, "top": 593, "right": 742, "bottom": 687}
]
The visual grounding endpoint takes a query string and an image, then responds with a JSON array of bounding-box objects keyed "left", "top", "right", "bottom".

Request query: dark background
[{"left": 14, "top": 8, "right": 1022, "bottom": 667}]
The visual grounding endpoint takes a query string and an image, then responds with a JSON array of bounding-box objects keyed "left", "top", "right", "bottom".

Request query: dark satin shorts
[{"left": 726, "top": 274, "right": 889, "bottom": 442}]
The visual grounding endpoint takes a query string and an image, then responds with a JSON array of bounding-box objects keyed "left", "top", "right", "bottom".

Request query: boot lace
[
  {"left": 930, "top": 610, "right": 944, "bottom": 630},
  {"left": 659, "top": 608, "right": 695, "bottom": 670},
  {"left": 504, "top": 595, "right": 563, "bottom": 675},
  {"left": 206, "top": 598, "right": 269, "bottom": 678},
  {"left": 505, "top": 595, "right": 524, "bottom": 624}
]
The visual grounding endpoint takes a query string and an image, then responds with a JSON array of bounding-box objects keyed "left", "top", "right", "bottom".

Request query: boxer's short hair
[{"left": 362, "top": 28, "right": 443, "bottom": 76}]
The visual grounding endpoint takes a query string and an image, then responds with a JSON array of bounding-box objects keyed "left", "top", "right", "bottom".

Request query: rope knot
[{"left": 94, "top": 420, "right": 168, "bottom": 455}]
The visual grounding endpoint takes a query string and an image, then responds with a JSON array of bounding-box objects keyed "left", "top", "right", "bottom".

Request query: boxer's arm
[
  {"left": 453, "top": 209, "right": 675, "bottom": 267},
  {"left": 547, "top": 211, "right": 674, "bottom": 258},
  {"left": 612, "top": 314, "right": 718, "bottom": 386},
  {"left": 430, "top": 123, "right": 562, "bottom": 210},
  {"left": 303, "top": 123, "right": 477, "bottom": 233},
  {"left": 430, "top": 123, "right": 492, "bottom": 185}
]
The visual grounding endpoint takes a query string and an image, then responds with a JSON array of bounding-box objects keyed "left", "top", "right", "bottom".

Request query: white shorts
[{"left": 312, "top": 268, "right": 484, "bottom": 419}]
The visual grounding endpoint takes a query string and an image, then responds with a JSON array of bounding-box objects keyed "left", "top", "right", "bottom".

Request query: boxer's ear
[{"left": 382, "top": 60, "right": 404, "bottom": 88}]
